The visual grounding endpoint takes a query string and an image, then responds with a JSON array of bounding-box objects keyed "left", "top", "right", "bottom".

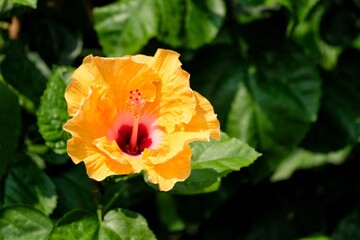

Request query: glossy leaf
[
  {"left": 49, "top": 210, "right": 99, "bottom": 240},
  {"left": 227, "top": 46, "right": 322, "bottom": 157},
  {"left": 0, "top": 206, "right": 52, "bottom": 240},
  {"left": 37, "top": 66, "right": 73, "bottom": 154},
  {"left": 157, "top": 0, "right": 226, "bottom": 49},
  {"left": 0, "top": 83, "right": 21, "bottom": 179},
  {"left": 50, "top": 208, "right": 156, "bottom": 240},
  {"left": 4, "top": 160, "right": 57, "bottom": 216},
  {"left": 94, "top": 0, "right": 159, "bottom": 56},
  {"left": 100, "top": 208, "right": 156, "bottom": 240},
  {"left": 170, "top": 131, "right": 260, "bottom": 194},
  {"left": 191, "top": 132, "right": 261, "bottom": 176}
]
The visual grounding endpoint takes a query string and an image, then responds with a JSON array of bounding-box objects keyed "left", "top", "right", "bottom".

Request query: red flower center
[
  {"left": 116, "top": 124, "right": 152, "bottom": 155},
  {"left": 115, "top": 89, "right": 152, "bottom": 155}
]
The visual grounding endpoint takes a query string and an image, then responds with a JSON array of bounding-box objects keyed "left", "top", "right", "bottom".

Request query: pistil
[
  {"left": 125, "top": 89, "right": 147, "bottom": 155},
  {"left": 126, "top": 115, "right": 140, "bottom": 154}
]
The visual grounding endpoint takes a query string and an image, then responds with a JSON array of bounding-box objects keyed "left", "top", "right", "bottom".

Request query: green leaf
[
  {"left": 170, "top": 131, "right": 260, "bottom": 194},
  {"left": 291, "top": 3, "right": 341, "bottom": 69},
  {"left": 189, "top": 46, "right": 246, "bottom": 125},
  {"left": 157, "top": 0, "right": 226, "bottom": 49},
  {"left": 191, "top": 132, "right": 261, "bottom": 176},
  {"left": 49, "top": 210, "right": 99, "bottom": 240},
  {"left": 100, "top": 208, "right": 156, "bottom": 240},
  {"left": 9, "top": 0, "right": 37, "bottom": 8},
  {"left": 37, "top": 66, "right": 73, "bottom": 154},
  {"left": 50, "top": 208, "right": 156, "bottom": 240},
  {"left": 0, "top": 83, "right": 21, "bottom": 179},
  {"left": 0, "top": 206, "right": 53, "bottom": 240},
  {"left": 332, "top": 207, "right": 360, "bottom": 240},
  {"left": 271, "top": 146, "right": 352, "bottom": 181},
  {"left": 156, "top": 193, "right": 185, "bottom": 232},
  {"left": 319, "top": 6, "right": 359, "bottom": 47},
  {"left": 299, "top": 235, "right": 332, "bottom": 240},
  {"left": 51, "top": 164, "right": 97, "bottom": 215},
  {"left": 27, "top": 18, "right": 83, "bottom": 65},
  {"left": 1, "top": 41, "right": 47, "bottom": 107},
  {"left": 4, "top": 160, "right": 57, "bottom": 216},
  {"left": 94, "top": 0, "right": 159, "bottom": 56},
  {"left": 227, "top": 45, "right": 322, "bottom": 157},
  {"left": 302, "top": 50, "right": 360, "bottom": 152}
]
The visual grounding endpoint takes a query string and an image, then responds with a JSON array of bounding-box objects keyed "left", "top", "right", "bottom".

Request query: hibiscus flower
[{"left": 63, "top": 49, "right": 220, "bottom": 191}]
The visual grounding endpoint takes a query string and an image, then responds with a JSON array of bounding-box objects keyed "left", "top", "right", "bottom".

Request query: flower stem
[
  {"left": 103, "top": 183, "right": 129, "bottom": 213},
  {"left": 97, "top": 205, "right": 103, "bottom": 223}
]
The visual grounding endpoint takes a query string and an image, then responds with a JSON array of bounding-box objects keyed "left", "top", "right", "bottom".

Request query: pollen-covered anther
[{"left": 128, "top": 89, "right": 147, "bottom": 118}]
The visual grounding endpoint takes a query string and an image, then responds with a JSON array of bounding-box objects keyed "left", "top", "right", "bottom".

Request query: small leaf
[
  {"left": 191, "top": 132, "right": 261, "bottom": 176},
  {"left": 0, "top": 206, "right": 53, "bottom": 240},
  {"left": 94, "top": 0, "right": 159, "bottom": 56},
  {"left": 170, "top": 131, "right": 260, "bottom": 194},
  {"left": 4, "top": 160, "right": 57, "bottom": 216},
  {"left": 0, "top": 83, "right": 21, "bottom": 179},
  {"left": 37, "top": 66, "right": 73, "bottom": 154}
]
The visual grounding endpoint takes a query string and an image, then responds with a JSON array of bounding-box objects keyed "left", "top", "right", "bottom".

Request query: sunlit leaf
[
  {"left": 94, "top": 0, "right": 159, "bottom": 56},
  {"left": 191, "top": 132, "right": 261, "bottom": 176},
  {"left": 0, "top": 206, "right": 52, "bottom": 240},
  {"left": 9, "top": 0, "right": 37, "bottom": 8},
  {"left": 100, "top": 208, "right": 156, "bottom": 239},
  {"left": 170, "top": 131, "right": 260, "bottom": 194},
  {"left": 49, "top": 208, "right": 156, "bottom": 240},
  {"left": 49, "top": 210, "right": 98, "bottom": 240},
  {"left": 0, "top": 83, "right": 21, "bottom": 179},
  {"left": 37, "top": 66, "right": 73, "bottom": 154},
  {"left": 271, "top": 146, "right": 352, "bottom": 181},
  {"left": 4, "top": 160, "right": 57, "bottom": 216}
]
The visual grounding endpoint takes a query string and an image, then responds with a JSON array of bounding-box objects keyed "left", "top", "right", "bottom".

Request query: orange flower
[{"left": 63, "top": 49, "right": 220, "bottom": 191}]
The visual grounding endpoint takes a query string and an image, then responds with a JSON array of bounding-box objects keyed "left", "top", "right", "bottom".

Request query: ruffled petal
[
  {"left": 65, "top": 55, "right": 107, "bottom": 116},
  {"left": 66, "top": 137, "right": 116, "bottom": 180},
  {"left": 91, "top": 56, "right": 160, "bottom": 114},
  {"left": 144, "top": 145, "right": 192, "bottom": 191},
  {"left": 142, "top": 49, "right": 197, "bottom": 133},
  {"left": 64, "top": 84, "right": 121, "bottom": 180},
  {"left": 94, "top": 136, "right": 143, "bottom": 173},
  {"left": 142, "top": 91, "right": 220, "bottom": 164},
  {"left": 183, "top": 91, "right": 220, "bottom": 140}
]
